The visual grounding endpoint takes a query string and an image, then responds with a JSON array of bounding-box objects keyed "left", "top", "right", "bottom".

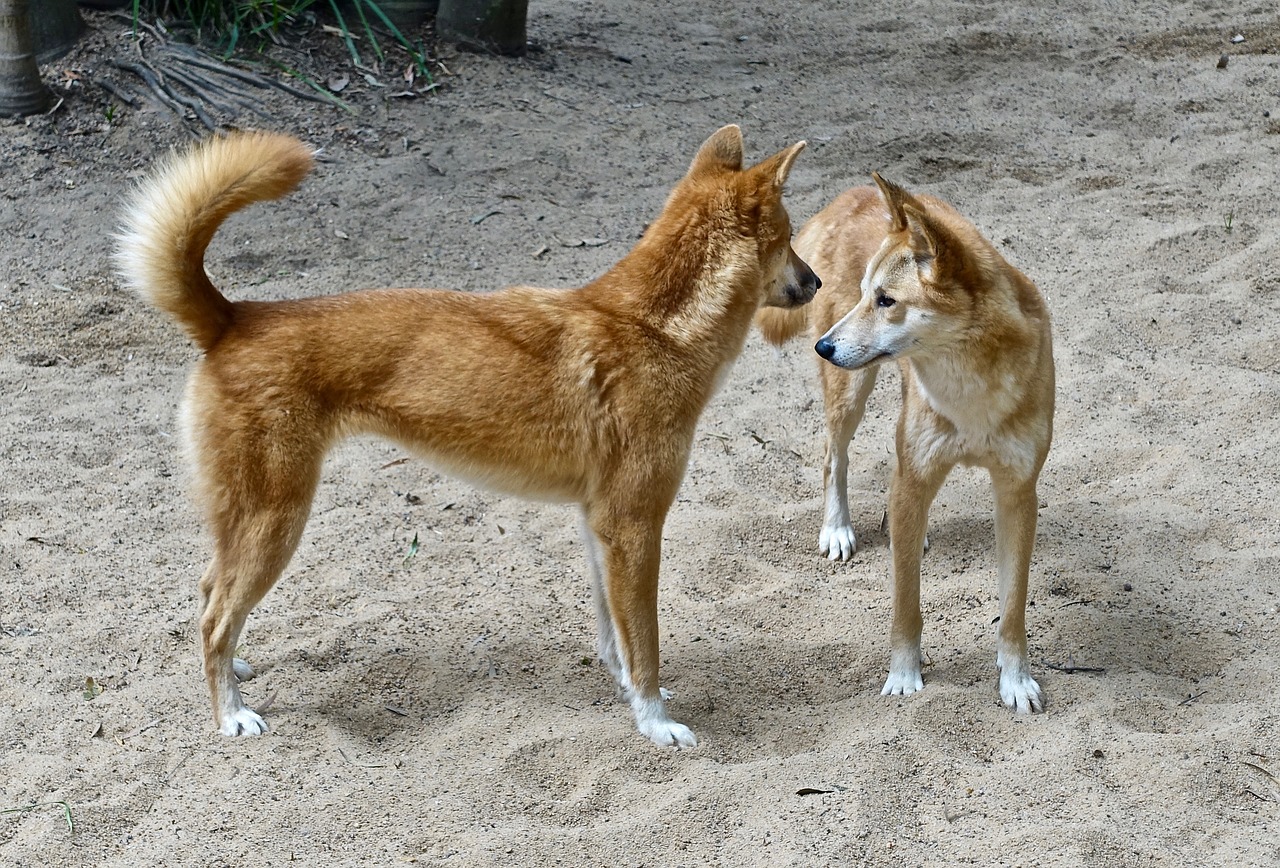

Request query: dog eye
[{"left": 876, "top": 294, "right": 896, "bottom": 308}]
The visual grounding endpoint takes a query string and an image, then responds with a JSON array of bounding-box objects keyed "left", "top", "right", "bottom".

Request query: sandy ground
[{"left": 2, "top": 1, "right": 1279, "bottom": 865}]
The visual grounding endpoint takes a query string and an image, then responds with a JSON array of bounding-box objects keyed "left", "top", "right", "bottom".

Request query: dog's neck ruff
[{"left": 910, "top": 351, "right": 1023, "bottom": 435}]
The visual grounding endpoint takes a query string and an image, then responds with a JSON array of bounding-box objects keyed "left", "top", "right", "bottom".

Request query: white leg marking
[
  {"left": 819, "top": 471, "right": 857, "bottom": 561},
  {"left": 881, "top": 646, "right": 925, "bottom": 697},
  {"left": 996, "top": 649, "right": 1043, "bottom": 713},
  {"left": 819, "top": 366, "right": 878, "bottom": 561},
  {"left": 631, "top": 694, "right": 697, "bottom": 748},
  {"left": 819, "top": 416, "right": 856, "bottom": 562},
  {"left": 215, "top": 676, "right": 269, "bottom": 736},
  {"left": 220, "top": 706, "right": 270, "bottom": 737}
]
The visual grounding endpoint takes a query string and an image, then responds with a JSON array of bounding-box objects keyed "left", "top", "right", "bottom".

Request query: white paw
[
  {"left": 232, "top": 658, "right": 256, "bottom": 681},
  {"left": 881, "top": 651, "right": 924, "bottom": 697},
  {"left": 632, "top": 696, "right": 698, "bottom": 748},
  {"left": 819, "top": 522, "right": 857, "bottom": 561},
  {"left": 999, "top": 668, "right": 1043, "bottom": 714},
  {"left": 218, "top": 705, "right": 269, "bottom": 737},
  {"left": 638, "top": 717, "right": 698, "bottom": 749},
  {"left": 881, "top": 669, "right": 924, "bottom": 697},
  {"left": 659, "top": 686, "right": 673, "bottom": 700}
]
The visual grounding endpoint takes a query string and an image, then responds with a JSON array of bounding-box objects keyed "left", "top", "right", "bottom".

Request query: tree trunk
[
  {"left": 436, "top": 0, "right": 528, "bottom": 56},
  {"left": 339, "top": 0, "right": 437, "bottom": 31},
  {"left": 375, "top": 0, "right": 438, "bottom": 29},
  {"left": 0, "top": 0, "right": 50, "bottom": 117},
  {"left": 30, "top": 0, "right": 84, "bottom": 63}
]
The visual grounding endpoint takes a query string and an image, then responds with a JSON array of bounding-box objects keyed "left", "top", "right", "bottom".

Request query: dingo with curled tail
[
  {"left": 757, "top": 173, "right": 1053, "bottom": 713},
  {"left": 119, "top": 126, "right": 817, "bottom": 747}
]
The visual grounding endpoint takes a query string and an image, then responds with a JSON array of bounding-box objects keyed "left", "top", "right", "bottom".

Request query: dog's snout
[
  {"left": 786, "top": 261, "right": 820, "bottom": 306},
  {"left": 796, "top": 260, "right": 820, "bottom": 296},
  {"left": 814, "top": 337, "right": 836, "bottom": 360}
]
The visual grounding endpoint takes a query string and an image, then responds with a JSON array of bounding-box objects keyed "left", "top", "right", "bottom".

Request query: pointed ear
[
  {"left": 754, "top": 140, "right": 806, "bottom": 188},
  {"left": 872, "top": 171, "right": 913, "bottom": 233},
  {"left": 688, "top": 125, "right": 745, "bottom": 177},
  {"left": 902, "top": 203, "right": 940, "bottom": 262},
  {"left": 874, "top": 174, "right": 943, "bottom": 262}
]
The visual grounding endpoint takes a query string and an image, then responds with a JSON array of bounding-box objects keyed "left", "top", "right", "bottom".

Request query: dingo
[
  {"left": 757, "top": 174, "right": 1053, "bottom": 712},
  {"left": 119, "top": 126, "right": 817, "bottom": 747}
]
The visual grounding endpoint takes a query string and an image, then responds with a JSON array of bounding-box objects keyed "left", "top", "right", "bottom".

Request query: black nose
[
  {"left": 810, "top": 273, "right": 822, "bottom": 291},
  {"left": 814, "top": 337, "right": 836, "bottom": 360}
]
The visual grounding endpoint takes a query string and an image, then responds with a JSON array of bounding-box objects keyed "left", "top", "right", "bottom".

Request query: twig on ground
[
  {"left": 1040, "top": 657, "right": 1106, "bottom": 674},
  {"left": 337, "top": 747, "right": 387, "bottom": 769},
  {"left": 1239, "top": 761, "right": 1280, "bottom": 802},
  {"left": 254, "top": 688, "right": 280, "bottom": 714},
  {"left": 96, "top": 78, "right": 138, "bottom": 105}
]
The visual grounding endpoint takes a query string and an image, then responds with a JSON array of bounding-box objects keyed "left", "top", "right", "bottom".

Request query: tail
[
  {"left": 116, "top": 131, "right": 316, "bottom": 352},
  {"left": 754, "top": 305, "right": 809, "bottom": 346}
]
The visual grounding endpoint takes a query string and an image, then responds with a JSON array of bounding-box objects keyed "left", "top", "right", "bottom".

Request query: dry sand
[{"left": 2, "top": 1, "right": 1278, "bottom": 865}]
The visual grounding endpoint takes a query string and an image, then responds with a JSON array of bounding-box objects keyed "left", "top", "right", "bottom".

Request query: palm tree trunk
[
  {"left": 0, "top": 0, "right": 50, "bottom": 117},
  {"left": 30, "top": 0, "right": 84, "bottom": 63}
]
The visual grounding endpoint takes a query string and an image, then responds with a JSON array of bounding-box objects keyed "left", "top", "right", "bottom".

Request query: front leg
[
  {"left": 818, "top": 361, "right": 878, "bottom": 561},
  {"left": 992, "top": 471, "right": 1044, "bottom": 713},
  {"left": 584, "top": 500, "right": 696, "bottom": 748},
  {"left": 882, "top": 454, "right": 950, "bottom": 698}
]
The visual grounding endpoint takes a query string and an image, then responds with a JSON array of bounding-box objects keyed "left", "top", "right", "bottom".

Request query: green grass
[
  {"left": 1, "top": 801, "right": 75, "bottom": 834},
  {"left": 135, "top": 0, "right": 314, "bottom": 51},
  {"left": 133, "top": 0, "right": 432, "bottom": 78}
]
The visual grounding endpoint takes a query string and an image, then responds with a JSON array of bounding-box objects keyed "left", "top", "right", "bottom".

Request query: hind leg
[
  {"left": 198, "top": 491, "right": 313, "bottom": 735},
  {"left": 584, "top": 483, "right": 694, "bottom": 748},
  {"left": 817, "top": 361, "right": 877, "bottom": 561},
  {"left": 190, "top": 402, "right": 322, "bottom": 736}
]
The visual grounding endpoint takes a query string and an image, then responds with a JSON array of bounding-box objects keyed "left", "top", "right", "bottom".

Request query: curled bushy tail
[
  {"left": 116, "top": 131, "right": 315, "bottom": 351},
  {"left": 754, "top": 304, "right": 809, "bottom": 346}
]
